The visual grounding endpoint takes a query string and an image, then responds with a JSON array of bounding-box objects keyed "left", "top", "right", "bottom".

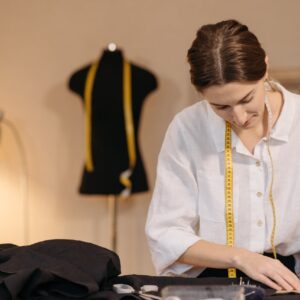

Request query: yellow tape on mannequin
[
  {"left": 119, "top": 60, "right": 136, "bottom": 195},
  {"left": 84, "top": 62, "right": 99, "bottom": 172},
  {"left": 84, "top": 58, "right": 136, "bottom": 195}
]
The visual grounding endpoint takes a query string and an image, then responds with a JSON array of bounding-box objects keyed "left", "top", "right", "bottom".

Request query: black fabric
[
  {"left": 108, "top": 275, "right": 298, "bottom": 300},
  {"left": 0, "top": 244, "right": 18, "bottom": 252},
  {"left": 0, "top": 239, "right": 120, "bottom": 299},
  {"left": 198, "top": 252, "right": 296, "bottom": 278},
  {"left": 0, "top": 241, "right": 298, "bottom": 300},
  {"left": 68, "top": 49, "right": 158, "bottom": 195}
]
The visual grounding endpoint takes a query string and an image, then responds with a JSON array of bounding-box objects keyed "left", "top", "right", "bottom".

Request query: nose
[{"left": 231, "top": 106, "right": 248, "bottom": 127}]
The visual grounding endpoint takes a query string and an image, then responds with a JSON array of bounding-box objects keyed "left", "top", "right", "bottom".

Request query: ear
[
  {"left": 264, "top": 55, "right": 269, "bottom": 80},
  {"left": 265, "top": 55, "right": 269, "bottom": 66}
]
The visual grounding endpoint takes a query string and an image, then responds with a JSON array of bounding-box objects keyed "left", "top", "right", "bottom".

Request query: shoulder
[
  {"left": 163, "top": 100, "right": 212, "bottom": 148},
  {"left": 68, "top": 64, "right": 91, "bottom": 95},
  {"left": 279, "top": 84, "right": 300, "bottom": 117},
  {"left": 275, "top": 84, "right": 300, "bottom": 137},
  {"left": 171, "top": 100, "right": 210, "bottom": 129},
  {"left": 277, "top": 82, "right": 300, "bottom": 102},
  {"left": 130, "top": 63, "right": 158, "bottom": 93}
]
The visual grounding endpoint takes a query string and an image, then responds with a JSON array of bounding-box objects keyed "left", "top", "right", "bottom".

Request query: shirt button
[
  {"left": 257, "top": 220, "right": 263, "bottom": 227},
  {"left": 256, "top": 192, "right": 263, "bottom": 197},
  {"left": 256, "top": 161, "right": 261, "bottom": 167}
]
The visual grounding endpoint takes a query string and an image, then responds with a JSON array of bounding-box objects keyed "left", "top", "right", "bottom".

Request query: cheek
[
  {"left": 250, "top": 91, "right": 266, "bottom": 112},
  {"left": 247, "top": 99, "right": 265, "bottom": 114}
]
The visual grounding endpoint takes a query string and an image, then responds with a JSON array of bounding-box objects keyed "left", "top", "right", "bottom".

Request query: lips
[{"left": 244, "top": 119, "right": 250, "bottom": 127}]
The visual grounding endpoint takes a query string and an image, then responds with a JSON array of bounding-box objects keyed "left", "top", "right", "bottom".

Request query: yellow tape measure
[
  {"left": 224, "top": 121, "right": 236, "bottom": 278},
  {"left": 119, "top": 59, "right": 136, "bottom": 194},
  {"left": 224, "top": 103, "right": 278, "bottom": 277},
  {"left": 84, "top": 62, "right": 99, "bottom": 172},
  {"left": 83, "top": 59, "right": 136, "bottom": 197}
]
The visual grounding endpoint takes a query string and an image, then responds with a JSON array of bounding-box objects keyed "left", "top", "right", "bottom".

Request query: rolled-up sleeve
[
  {"left": 294, "top": 252, "right": 300, "bottom": 276},
  {"left": 145, "top": 117, "right": 202, "bottom": 276}
]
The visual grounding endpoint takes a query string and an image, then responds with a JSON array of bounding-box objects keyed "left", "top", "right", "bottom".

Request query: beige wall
[{"left": 0, "top": 0, "right": 300, "bottom": 275}]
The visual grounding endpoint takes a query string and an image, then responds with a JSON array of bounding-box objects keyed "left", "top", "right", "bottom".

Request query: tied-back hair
[{"left": 187, "top": 20, "right": 268, "bottom": 92}]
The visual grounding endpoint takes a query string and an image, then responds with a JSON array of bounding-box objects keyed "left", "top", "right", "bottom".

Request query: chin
[
  {"left": 232, "top": 121, "right": 254, "bottom": 130},
  {"left": 236, "top": 115, "right": 259, "bottom": 129}
]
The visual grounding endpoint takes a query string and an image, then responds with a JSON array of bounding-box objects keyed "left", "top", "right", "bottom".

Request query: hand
[{"left": 235, "top": 250, "right": 300, "bottom": 291}]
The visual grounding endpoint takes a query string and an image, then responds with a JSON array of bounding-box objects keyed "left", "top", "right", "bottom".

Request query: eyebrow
[{"left": 210, "top": 89, "right": 255, "bottom": 107}]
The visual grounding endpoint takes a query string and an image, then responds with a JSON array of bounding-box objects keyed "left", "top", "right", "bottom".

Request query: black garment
[
  {"left": 0, "top": 240, "right": 120, "bottom": 299},
  {"left": 0, "top": 241, "right": 296, "bottom": 300},
  {"left": 198, "top": 252, "right": 295, "bottom": 278},
  {"left": 68, "top": 50, "right": 158, "bottom": 195}
]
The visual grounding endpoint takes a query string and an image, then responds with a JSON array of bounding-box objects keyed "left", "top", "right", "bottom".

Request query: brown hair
[{"left": 187, "top": 20, "right": 267, "bottom": 92}]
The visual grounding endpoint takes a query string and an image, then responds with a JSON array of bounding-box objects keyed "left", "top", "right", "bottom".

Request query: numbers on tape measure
[{"left": 225, "top": 122, "right": 236, "bottom": 278}]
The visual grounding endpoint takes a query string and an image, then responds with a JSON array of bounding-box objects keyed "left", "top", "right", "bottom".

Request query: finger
[
  {"left": 275, "top": 262, "right": 300, "bottom": 290},
  {"left": 279, "top": 272, "right": 300, "bottom": 290},
  {"left": 257, "top": 274, "right": 282, "bottom": 291},
  {"left": 268, "top": 273, "right": 294, "bottom": 291}
]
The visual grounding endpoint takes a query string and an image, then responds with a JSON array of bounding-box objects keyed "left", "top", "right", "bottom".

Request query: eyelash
[{"left": 216, "top": 98, "right": 253, "bottom": 110}]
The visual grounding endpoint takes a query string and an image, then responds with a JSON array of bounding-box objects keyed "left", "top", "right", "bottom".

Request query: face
[{"left": 202, "top": 78, "right": 266, "bottom": 130}]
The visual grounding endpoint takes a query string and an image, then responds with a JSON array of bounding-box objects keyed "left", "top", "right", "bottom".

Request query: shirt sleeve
[
  {"left": 294, "top": 252, "right": 300, "bottom": 276},
  {"left": 145, "top": 116, "right": 202, "bottom": 276}
]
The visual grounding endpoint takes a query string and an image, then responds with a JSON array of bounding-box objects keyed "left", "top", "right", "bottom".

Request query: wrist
[{"left": 230, "top": 247, "right": 250, "bottom": 269}]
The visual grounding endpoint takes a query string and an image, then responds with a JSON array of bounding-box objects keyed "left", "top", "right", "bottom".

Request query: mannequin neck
[{"left": 100, "top": 49, "right": 123, "bottom": 66}]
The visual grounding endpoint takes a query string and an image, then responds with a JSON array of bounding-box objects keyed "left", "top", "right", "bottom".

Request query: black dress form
[{"left": 68, "top": 50, "right": 158, "bottom": 195}]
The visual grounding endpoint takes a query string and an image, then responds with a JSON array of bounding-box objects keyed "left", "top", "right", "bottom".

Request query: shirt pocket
[{"left": 197, "top": 169, "right": 239, "bottom": 223}]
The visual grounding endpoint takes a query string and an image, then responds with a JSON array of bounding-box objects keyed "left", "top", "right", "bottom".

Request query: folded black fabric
[{"left": 0, "top": 239, "right": 120, "bottom": 299}]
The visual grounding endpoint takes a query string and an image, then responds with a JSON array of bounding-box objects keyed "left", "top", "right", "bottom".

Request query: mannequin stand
[{"left": 108, "top": 195, "right": 118, "bottom": 252}]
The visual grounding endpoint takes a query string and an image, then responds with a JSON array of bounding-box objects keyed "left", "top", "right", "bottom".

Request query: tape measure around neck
[
  {"left": 224, "top": 98, "right": 277, "bottom": 278},
  {"left": 224, "top": 121, "right": 236, "bottom": 278},
  {"left": 264, "top": 94, "right": 277, "bottom": 260}
]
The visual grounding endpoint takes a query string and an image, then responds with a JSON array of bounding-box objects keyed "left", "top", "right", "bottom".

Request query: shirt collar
[
  {"left": 205, "top": 82, "right": 295, "bottom": 153},
  {"left": 269, "top": 83, "right": 295, "bottom": 142}
]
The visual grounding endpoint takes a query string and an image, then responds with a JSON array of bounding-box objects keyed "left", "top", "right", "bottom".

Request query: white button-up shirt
[{"left": 145, "top": 84, "right": 300, "bottom": 277}]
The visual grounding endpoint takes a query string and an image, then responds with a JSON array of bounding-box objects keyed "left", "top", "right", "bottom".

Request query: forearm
[
  {"left": 178, "top": 239, "right": 300, "bottom": 291},
  {"left": 177, "top": 239, "right": 247, "bottom": 269}
]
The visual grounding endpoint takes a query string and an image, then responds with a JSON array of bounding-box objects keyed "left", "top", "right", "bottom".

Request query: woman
[{"left": 145, "top": 20, "right": 300, "bottom": 291}]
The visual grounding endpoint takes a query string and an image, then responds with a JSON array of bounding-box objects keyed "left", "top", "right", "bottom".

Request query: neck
[{"left": 100, "top": 49, "right": 123, "bottom": 66}]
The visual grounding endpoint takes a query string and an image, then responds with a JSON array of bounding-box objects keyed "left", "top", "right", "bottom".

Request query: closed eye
[
  {"left": 214, "top": 97, "right": 253, "bottom": 110},
  {"left": 240, "top": 97, "right": 253, "bottom": 104},
  {"left": 215, "top": 105, "right": 230, "bottom": 110}
]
